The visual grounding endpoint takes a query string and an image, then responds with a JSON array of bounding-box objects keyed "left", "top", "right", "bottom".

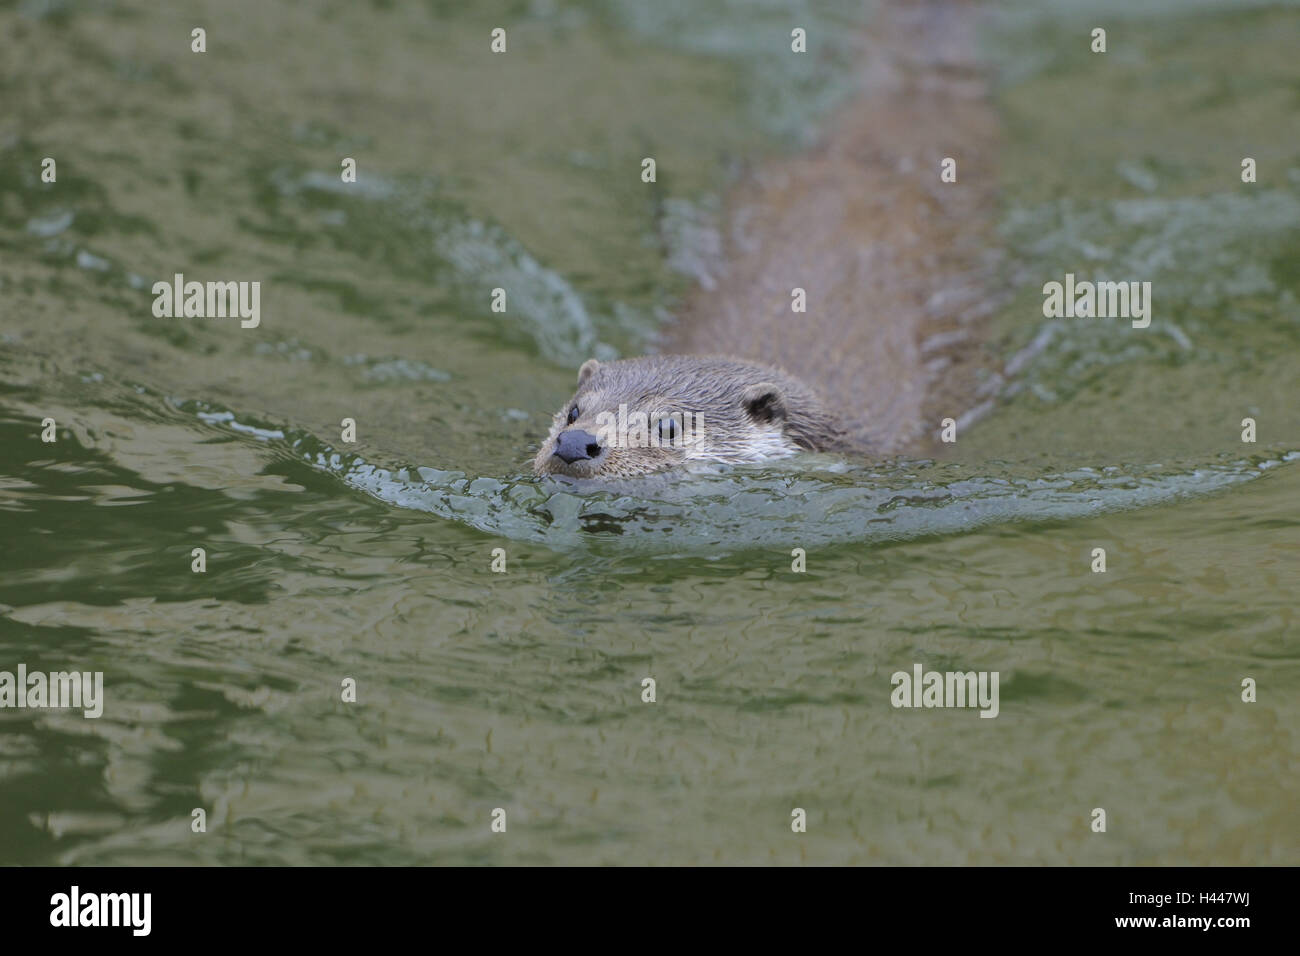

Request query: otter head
[{"left": 533, "top": 355, "right": 838, "bottom": 480}]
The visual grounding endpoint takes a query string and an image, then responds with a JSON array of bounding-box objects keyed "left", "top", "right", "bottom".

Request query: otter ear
[
  {"left": 740, "top": 382, "right": 788, "bottom": 425},
  {"left": 577, "top": 358, "right": 601, "bottom": 387}
]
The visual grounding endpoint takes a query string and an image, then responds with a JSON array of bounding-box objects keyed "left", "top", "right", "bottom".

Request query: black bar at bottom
[{"left": 0, "top": 865, "right": 1280, "bottom": 941}]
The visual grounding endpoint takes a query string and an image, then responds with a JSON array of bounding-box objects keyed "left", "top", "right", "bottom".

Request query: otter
[
  {"left": 533, "top": 355, "right": 851, "bottom": 479},
  {"left": 535, "top": 1, "right": 1001, "bottom": 480}
]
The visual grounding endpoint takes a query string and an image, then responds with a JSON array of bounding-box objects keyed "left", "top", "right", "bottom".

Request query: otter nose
[{"left": 553, "top": 429, "right": 602, "bottom": 464}]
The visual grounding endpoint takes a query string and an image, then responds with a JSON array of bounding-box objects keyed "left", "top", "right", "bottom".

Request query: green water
[{"left": 1, "top": 0, "right": 1297, "bottom": 864}]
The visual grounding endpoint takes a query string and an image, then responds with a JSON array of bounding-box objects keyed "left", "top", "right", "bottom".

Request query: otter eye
[
  {"left": 567, "top": 405, "right": 580, "bottom": 425},
  {"left": 657, "top": 417, "right": 678, "bottom": 443}
]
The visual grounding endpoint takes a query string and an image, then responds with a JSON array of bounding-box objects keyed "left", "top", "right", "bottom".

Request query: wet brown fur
[{"left": 536, "top": 1, "right": 1002, "bottom": 479}]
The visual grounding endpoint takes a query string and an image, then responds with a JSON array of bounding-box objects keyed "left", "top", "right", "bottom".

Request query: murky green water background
[{"left": 1, "top": 0, "right": 1297, "bottom": 864}]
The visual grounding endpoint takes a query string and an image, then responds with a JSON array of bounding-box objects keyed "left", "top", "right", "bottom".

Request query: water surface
[{"left": 1, "top": 0, "right": 1297, "bottom": 864}]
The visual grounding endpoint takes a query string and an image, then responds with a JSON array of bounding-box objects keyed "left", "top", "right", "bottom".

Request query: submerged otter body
[{"left": 535, "top": 1, "right": 1001, "bottom": 480}]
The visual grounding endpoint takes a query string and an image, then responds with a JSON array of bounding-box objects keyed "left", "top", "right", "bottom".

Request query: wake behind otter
[{"left": 662, "top": 1, "right": 1002, "bottom": 456}]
